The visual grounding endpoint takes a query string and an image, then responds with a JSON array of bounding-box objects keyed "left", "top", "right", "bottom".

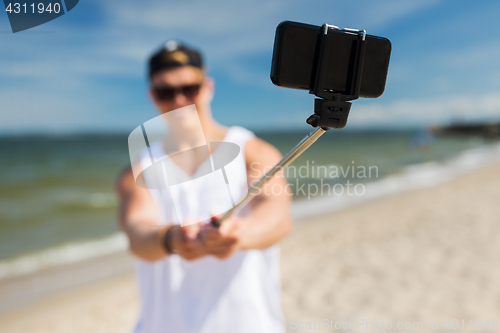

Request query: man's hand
[
  {"left": 198, "top": 215, "right": 240, "bottom": 260},
  {"left": 170, "top": 221, "right": 208, "bottom": 261}
]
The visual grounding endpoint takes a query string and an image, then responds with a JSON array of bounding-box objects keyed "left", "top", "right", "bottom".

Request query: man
[{"left": 116, "top": 40, "right": 292, "bottom": 333}]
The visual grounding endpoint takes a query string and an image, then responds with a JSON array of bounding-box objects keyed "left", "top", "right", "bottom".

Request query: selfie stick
[
  {"left": 212, "top": 24, "right": 367, "bottom": 228},
  {"left": 212, "top": 126, "right": 328, "bottom": 227}
]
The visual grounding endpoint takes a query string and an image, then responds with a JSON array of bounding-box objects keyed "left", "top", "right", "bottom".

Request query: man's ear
[
  {"left": 203, "top": 77, "right": 215, "bottom": 101},
  {"left": 147, "top": 88, "right": 157, "bottom": 104},
  {"left": 147, "top": 88, "right": 165, "bottom": 114}
]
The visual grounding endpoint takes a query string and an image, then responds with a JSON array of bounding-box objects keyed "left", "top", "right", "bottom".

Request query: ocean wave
[{"left": 0, "top": 233, "right": 127, "bottom": 280}]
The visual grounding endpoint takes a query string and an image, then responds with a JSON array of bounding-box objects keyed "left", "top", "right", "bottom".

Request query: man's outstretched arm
[
  {"left": 116, "top": 168, "right": 207, "bottom": 262},
  {"left": 237, "top": 137, "right": 293, "bottom": 250},
  {"left": 116, "top": 168, "right": 168, "bottom": 261}
]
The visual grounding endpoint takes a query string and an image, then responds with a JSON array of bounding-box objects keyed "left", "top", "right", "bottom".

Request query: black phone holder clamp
[{"left": 306, "top": 24, "right": 367, "bottom": 130}]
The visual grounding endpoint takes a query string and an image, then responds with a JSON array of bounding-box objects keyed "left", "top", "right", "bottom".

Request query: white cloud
[
  {"left": 350, "top": 93, "right": 500, "bottom": 127},
  {"left": 0, "top": 82, "right": 150, "bottom": 134},
  {"left": 434, "top": 43, "right": 500, "bottom": 71},
  {"left": 333, "top": 0, "right": 441, "bottom": 30}
]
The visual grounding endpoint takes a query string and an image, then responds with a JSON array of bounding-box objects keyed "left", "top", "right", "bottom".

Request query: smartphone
[{"left": 270, "top": 21, "right": 391, "bottom": 98}]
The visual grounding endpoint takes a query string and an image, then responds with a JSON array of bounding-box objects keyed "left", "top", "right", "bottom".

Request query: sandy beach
[{"left": 1, "top": 161, "right": 500, "bottom": 333}]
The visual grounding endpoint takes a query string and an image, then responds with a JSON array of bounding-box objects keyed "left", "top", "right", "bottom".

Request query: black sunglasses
[{"left": 152, "top": 84, "right": 202, "bottom": 102}]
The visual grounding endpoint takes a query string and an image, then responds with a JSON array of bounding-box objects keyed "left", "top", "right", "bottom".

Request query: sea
[{"left": 1, "top": 129, "right": 500, "bottom": 279}]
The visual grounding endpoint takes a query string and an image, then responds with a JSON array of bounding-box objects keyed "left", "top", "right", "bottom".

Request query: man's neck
[{"left": 165, "top": 119, "right": 228, "bottom": 154}]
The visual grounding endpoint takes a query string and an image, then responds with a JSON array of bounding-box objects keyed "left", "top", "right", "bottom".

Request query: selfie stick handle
[{"left": 212, "top": 126, "right": 328, "bottom": 228}]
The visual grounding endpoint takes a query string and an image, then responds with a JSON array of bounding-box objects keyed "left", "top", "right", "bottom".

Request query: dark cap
[{"left": 148, "top": 40, "right": 204, "bottom": 79}]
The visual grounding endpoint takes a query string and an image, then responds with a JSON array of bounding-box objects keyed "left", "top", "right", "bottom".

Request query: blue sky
[{"left": 1, "top": 0, "right": 500, "bottom": 134}]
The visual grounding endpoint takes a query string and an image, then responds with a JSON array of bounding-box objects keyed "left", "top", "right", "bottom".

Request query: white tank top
[{"left": 135, "top": 126, "right": 285, "bottom": 333}]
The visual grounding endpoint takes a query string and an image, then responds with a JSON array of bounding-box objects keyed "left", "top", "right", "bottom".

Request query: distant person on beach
[{"left": 116, "top": 41, "right": 292, "bottom": 333}]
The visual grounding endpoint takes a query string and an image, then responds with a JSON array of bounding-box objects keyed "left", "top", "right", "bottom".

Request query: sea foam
[{"left": 292, "top": 142, "right": 500, "bottom": 221}]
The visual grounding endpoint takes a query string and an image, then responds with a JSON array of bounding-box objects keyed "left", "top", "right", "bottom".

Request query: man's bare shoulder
[{"left": 244, "top": 136, "right": 282, "bottom": 165}]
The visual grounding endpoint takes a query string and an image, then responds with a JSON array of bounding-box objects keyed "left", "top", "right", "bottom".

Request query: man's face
[{"left": 149, "top": 66, "right": 212, "bottom": 114}]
